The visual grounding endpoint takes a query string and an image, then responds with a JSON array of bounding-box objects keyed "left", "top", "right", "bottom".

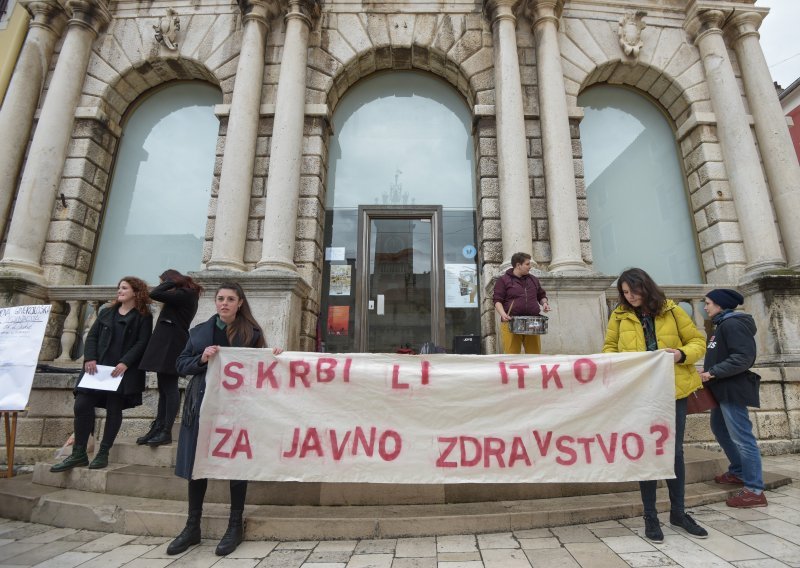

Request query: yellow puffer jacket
[{"left": 602, "top": 300, "right": 705, "bottom": 400}]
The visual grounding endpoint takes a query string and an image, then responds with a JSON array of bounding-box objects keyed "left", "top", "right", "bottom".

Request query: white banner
[
  {"left": 0, "top": 304, "right": 52, "bottom": 411},
  {"left": 194, "top": 350, "right": 677, "bottom": 483}
]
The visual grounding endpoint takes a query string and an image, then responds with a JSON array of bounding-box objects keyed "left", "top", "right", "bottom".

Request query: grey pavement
[{"left": 0, "top": 454, "right": 798, "bottom": 567}]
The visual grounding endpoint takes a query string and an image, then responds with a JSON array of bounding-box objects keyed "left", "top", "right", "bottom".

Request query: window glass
[
  {"left": 321, "top": 72, "right": 479, "bottom": 353},
  {"left": 578, "top": 86, "right": 703, "bottom": 284},
  {"left": 327, "top": 72, "right": 475, "bottom": 209},
  {"left": 91, "top": 82, "right": 221, "bottom": 284}
]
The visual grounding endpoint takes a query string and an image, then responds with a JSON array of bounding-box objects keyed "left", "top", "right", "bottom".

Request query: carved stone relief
[{"left": 154, "top": 8, "right": 180, "bottom": 50}]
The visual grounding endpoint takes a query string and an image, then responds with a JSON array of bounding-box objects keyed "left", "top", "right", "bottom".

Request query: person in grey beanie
[{"left": 700, "top": 289, "right": 766, "bottom": 508}]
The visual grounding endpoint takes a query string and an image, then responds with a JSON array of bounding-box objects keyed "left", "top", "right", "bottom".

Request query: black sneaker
[
  {"left": 670, "top": 512, "right": 708, "bottom": 539},
  {"left": 643, "top": 515, "right": 664, "bottom": 543}
]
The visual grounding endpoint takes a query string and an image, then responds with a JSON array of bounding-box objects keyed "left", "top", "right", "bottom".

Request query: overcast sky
[{"left": 755, "top": 0, "right": 800, "bottom": 89}]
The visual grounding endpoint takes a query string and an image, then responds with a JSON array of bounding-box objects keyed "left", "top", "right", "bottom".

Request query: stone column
[
  {"left": 0, "top": 0, "right": 67, "bottom": 243},
  {"left": 728, "top": 11, "right": 800, "bottom": 270},
  {"left": 685, "top": 5, "right": 784, "bottom": 275},
  {"left": 484, "top": 0, "right": 533, "bottom": 264},
  {"left": 256, "top": 0, "right": 319, "bottom": 272},
  {"left": 530, "top": 0, "right": 588, "bottom": 272},
  {"left": 207, "top": 0, "right": 278, "bottom": 271},
  {"left": 0, "top": 0, "right": 110, "bottom": 281}
]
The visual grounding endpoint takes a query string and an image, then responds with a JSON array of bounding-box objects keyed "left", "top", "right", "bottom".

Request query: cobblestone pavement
[{"left": 0, "top": 454, "right": 798, "bottom": 568}]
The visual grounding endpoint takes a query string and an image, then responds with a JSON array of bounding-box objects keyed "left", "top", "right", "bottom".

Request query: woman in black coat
[
  {"left": 51, "top": 277, "right": 153, "bottom": 472},
  {"left": 136, "top": 270, "right": 202, "bottom": 446},
  {"left": 167, "top": 282, "right": 282, "bottom": 557}
]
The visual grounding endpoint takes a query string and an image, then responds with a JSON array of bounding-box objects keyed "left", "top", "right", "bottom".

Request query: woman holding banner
[
  {"left": 136, "top": 269, "right": 202, "bottom": 447},
  {"left": 167, "top": 282, "right": 282, "bottom": 557},
  {"left": 603, "top": 268, "right": 708, "bottom": 543},
  {"left": 51, "top": 277, "right": 153, "bottom": 472}
]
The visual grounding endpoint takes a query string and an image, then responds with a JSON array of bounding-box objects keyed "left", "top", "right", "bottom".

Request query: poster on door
[
  {"left": 0, "top": 304, "right": 52, "bottom": 410},
  {"left": 445, "top": 264, "right": 478, "bottom": 308},
  {"left": 329, "top": 265, "right": 352, "bottom": 296}
]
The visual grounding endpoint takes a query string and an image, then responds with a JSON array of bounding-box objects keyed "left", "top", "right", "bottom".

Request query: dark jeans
[
  {"left": 156, "top": 373, "right": 180, "bottom": 430},
  {"left": 74, "top": 390, "right": 125, "bottom": 448},
  {"left": 640, "top": 397, "right": 687, "bottom": 518},
  {"left": 188, "top": 478, "right": 247, "bottom": 512}
]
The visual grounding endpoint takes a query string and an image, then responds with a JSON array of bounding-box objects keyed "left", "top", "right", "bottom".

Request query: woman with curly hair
[
  {"left": 603, "top": 268, "right": 708, "bottom": 543},
  {"left": 51, "top": 277, "right": 153, "bottom": 472},
  {"left": 136, "top": 269, "right": 202, "bottom": 446}
]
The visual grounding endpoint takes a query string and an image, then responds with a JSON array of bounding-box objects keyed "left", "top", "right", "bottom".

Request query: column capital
[
  {"left": 237, "top": 0, "right": 283, "bottom": 27},
  {"left": 20, "top": 0, "right": 68, "bottom": 33},
  {"left": 684, "top": 1, "right": 731, "bottom": 44},
  {"left": 724, "top": 9, "right": 768, "bottom": 45},
  {"left": 284, "top": 0, "right": 320, "bottom": 28},
  {"left": 483, "top": 0, "right": 523, "bottom": 26},
  {"left": 526, "top": 0, "right": 564, "bottom": 30},
  {"left": 64, "top": 0, "right": 111, "bottom": 35}
]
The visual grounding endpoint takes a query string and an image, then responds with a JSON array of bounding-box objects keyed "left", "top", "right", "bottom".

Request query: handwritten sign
[
  {"left": 0, "top": 304, "right": 52, "bottom": 410},
  {"left": 194, "top": 350, "right": 677, "bottom": 483}
]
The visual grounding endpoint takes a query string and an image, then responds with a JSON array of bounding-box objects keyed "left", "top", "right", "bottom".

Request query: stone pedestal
[
  {"left": 192, "top": 270, "right": 311, "bottom": 351},
  {"left": 740, "top": 273, "right": 800, "bottom": 366}
]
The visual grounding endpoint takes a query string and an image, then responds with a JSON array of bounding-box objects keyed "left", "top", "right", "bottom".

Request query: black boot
[
  {"left": 147, "top": 429, "right": 172, "bottom": 447},
  {"left": 88, "top": 443, "right": 111, "bottom": 469},
  {"left": 167, "top": 510, "right": 202, "bottom": 555},
  {"left": 215, "top": 509, "right": 244, "bottom": 556},
  {"left": 50, "top": 445, "right": 89, "bottom": 472},
  {"left": 136, "top": 420, "right": 163, "bottom": 445}
]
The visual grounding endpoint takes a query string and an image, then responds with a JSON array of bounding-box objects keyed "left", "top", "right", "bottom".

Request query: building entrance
[{"left": 356, "top": 206, "right": 444, "bottom": 353}]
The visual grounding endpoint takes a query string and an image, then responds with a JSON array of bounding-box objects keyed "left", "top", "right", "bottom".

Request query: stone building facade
[{"left": 1, "top": 0, "right": 800, "bottom": 461}]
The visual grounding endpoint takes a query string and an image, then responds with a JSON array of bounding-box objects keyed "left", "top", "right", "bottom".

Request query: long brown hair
[
  {"left": 616, "top": 268, "right": 667, "bottom": 315},
  {"left": 160, "top": 268, "right": 203, "bottom": 295},
  {"left": 115, "top": 276, "right": 152, "bottom": 315},
  {"left": 216, "top": 282, "right": 266, "bottom": 348}
]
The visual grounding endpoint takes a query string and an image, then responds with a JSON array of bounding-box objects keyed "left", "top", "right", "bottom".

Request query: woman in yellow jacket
[{"left": 603, "top": 268, "right": 708, "bottom": 544}]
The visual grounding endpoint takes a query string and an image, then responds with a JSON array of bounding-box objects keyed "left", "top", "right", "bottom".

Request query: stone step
[
  {"left": 109, "top": 437, "right": 179, "bottom": 468},
  {"left": 0, "top": 471, "right": 789, "bottom": 540},
  {"left": 31, "top": 448, "right": 731, "bottom": 505}
]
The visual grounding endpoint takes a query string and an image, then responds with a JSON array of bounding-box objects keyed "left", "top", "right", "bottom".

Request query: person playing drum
[{"left": 493, "top": 252, "right": 550, "bottom": 354}]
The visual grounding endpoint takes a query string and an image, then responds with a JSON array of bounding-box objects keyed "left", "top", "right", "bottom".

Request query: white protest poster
[
  {"left": 0, "top": 304, "right": 52, "bottom": 410},
  {"left": 194, "top": 349, "right": 676, "bottom": 484},
  {"left": 444, "top": 264, "right": 478, "bottom": 308}
]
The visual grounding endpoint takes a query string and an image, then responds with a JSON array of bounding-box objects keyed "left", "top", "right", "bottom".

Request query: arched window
[
  {"left": 322, "top": 72, "right": 478, "bottom": 353},
  {"left": 578, "top": 85, "right": 702, "bottom": 284},
  {"left": 91, "top": 81, "right": 221, "bottom": 284}
]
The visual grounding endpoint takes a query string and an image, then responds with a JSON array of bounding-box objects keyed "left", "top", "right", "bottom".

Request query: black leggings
[
  {"left": 155, "top": 373, "right": 180, "bottom": 429},
  {"left": 74, "top": 391, "right": 125, "bottom": 448},
  {"left": 188, "top": 478, "right": 247, "bottom": 512}
]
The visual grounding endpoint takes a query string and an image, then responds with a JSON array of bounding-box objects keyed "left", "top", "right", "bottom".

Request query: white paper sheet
[{"left": 77, "top": 365, "right": 123, "bottom": 392}]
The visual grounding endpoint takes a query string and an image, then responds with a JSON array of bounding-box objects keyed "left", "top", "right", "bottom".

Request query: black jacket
[
  {"left": 174, "top": 315, "right": 263, "bottom": 479},
  {"left": 704, "top": 310, "right": 760, "bottom": 407},
  {"left": 139, "top": 281, "right": 199, "bottom": 374},
  {"left": 83, "top": 306, "right": 153, "bottom": 395}
]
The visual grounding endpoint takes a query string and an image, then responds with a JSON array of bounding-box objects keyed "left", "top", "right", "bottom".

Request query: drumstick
[{"left": 508, "top": 300, "right": 514, "bottom": 318}]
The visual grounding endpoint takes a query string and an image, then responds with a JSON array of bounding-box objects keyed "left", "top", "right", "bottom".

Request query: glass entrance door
[{"left": 356, "top": 206, "right": 444, "bottom": 353}]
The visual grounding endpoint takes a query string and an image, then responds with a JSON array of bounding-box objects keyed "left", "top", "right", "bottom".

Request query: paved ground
[{"left": 0, "top": 454, "right": 798, "bottom": 568}]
